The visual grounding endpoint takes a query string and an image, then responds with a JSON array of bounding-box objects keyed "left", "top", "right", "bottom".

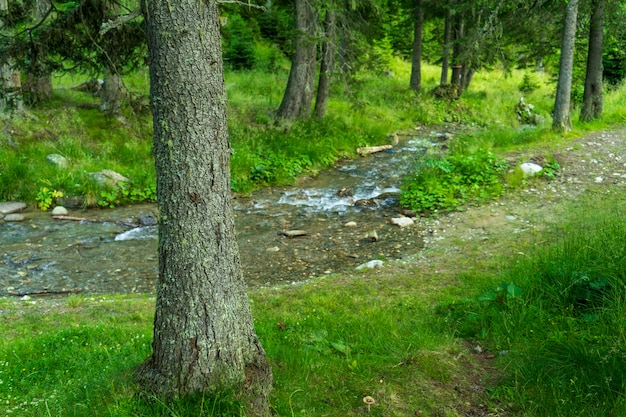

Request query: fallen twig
[{"left": 52, "top": 215, "right": 138, "bottom": 228}]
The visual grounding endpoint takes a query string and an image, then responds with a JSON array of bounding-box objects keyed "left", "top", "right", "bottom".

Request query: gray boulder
[
  {"left": 4, "top": 213, "right": 25, "bottom": 222},
  {"left": 0, "top": 201, "right": 27, "bottom": 214},
  {"left": 46, "top": 154, "right": 69, "bottom": 169},
  {"left": 90, "top": 169, "right": 129, "bottom": 188}
]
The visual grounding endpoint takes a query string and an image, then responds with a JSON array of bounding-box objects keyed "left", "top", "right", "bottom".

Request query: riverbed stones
[
  {"left": 344, "top": 221, "right": 357, "bottom": 227},
  {"left": 4, "top": 213, "right": 25, "bottom": 222},
  {"left": 391, "top": 217, "right": 414, "bottom": 227},
  {"left": 89, "top": 169, "right": 129, "bottom": 188},
  {"left": 46, "top": 153, "right": 68, "bottom": 169},
  {"left": 51, "top": 206, "right": 69, "bottom": 215},
  {"left": 138, "top": 211, "right": 158, "bottom": 226},
  {"left": 0, "top": 201, "right": 27, "bottom": 214}
]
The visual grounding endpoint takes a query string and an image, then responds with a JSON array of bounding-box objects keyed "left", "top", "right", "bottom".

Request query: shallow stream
[{"left": 1, "top": 132, "right": 446, "bottom": 295}]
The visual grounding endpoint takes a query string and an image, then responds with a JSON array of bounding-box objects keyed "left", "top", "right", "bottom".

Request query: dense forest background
[{"left": 2, "top": 0, "right": 626, "bottom": 208}]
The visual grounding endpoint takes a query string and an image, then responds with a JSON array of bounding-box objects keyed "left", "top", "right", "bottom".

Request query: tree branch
[
  {"left": 99, "top": 8, "right": 142, "bottom": 36},
  {"left": 217, "top": 1, "right": 266, "bottom": 11}
]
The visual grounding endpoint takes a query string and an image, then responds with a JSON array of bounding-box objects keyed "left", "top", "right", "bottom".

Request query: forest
[{"left": 2, "top": 0, "right": 626, "bottom": 416}]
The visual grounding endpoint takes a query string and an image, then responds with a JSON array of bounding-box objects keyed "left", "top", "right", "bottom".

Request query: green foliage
[
  {"left": 97, "top": 181, "right": 157, "bottom": 208},
  {"left": 222, "top": 14, "right": 257, "bottom": 70},
  {"left": 432, "top": 84, "right": 462, "bottom": 101},
  {"left": 518, "top": 72, "right": 541, "bottom": 94},
  {"left": 400, "top": 149, "right": 510, "bottom": 214},
  {"left": 541, "top": 158, "right": 561, "bottom": 180},
  {"left": 35, "top": 186, "right": 63, "bottom": 211}
]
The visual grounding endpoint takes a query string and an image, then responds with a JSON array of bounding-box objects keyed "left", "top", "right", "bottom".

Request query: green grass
[
  {"left": 439, "top": 191, "right": 626, "bottom": 416},
  {"left": 0, "top": 274, "right": 473, "bottom": 416},
  {"left": 4, "top": 190, "right": 626, "bottom": 416}
]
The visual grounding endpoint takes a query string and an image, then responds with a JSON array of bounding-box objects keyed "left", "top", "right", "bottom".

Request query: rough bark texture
[
  {"left": 580, "top": 0, "right": 604, "bottom": 122},
  {"left": 440, "top": 1, "right": 453, "bottom": 85},
  {"left": 0, "top": 0, "right": 22, "bottom": 114},
  {"left": 99, "top": 68, "right": 124, "bottom": 117},
  {"left": 24, "top": 0, "right": 53, "bottom": 105},
  {"left": 552, "top": 0, "right": 579, "bottom": 133},
  {"left": 136, "top": 0, "right": 273, "bottom": 414},
  {"left": 314, "top": 9, "right": 336, "bottom": 118},
  {"left": 277, "top": 0, "right": 316, "bottom": 120},
  {"left": 451, "top": 17, "right": 465, "bottom": 91},
  {"left": 409, "top": 1, "right": 424, "bottom": 93}
]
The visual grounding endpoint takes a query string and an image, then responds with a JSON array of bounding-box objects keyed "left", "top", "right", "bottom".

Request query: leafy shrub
[
  {"left": 518, "top": 73, "right": 541, "bottom": 94},
  {"left": 400, "top": 149, "right": 509, "bottom": 214},
  {"left": 432, "top": 83, "right": 461, "bottom": 101}
]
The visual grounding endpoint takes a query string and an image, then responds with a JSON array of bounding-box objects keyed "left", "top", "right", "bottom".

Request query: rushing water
[{"left": 1, "top": 134, "right": 444, "bottom": 295}]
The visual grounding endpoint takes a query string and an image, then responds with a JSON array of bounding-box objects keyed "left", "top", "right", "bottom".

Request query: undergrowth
[
  {"left": 437, "top": 192, "right": 626, "bottom": 416},
  {"left": 5, "top": 60, "right": 624, "bottom": 207}
]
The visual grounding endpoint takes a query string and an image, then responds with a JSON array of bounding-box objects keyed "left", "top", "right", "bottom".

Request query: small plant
[
  {"left": 519, "top": 73, "right": 541, "bottom": 94},
  {"left": 541, "top": 159, "right": 561, "bottom": 180},
  {"left": 400, "top": 148, "right": 510, "bottom": 214},
  {"left": 36, "top": 187, "right": 64, "bottom": 211},
  {"left": 98, "top": 188, "right": 120, "bottom": 208}
]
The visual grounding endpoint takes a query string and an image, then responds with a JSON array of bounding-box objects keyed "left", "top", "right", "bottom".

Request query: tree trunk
[
  {"left": 99, "top": 68, "right": 124, "bottom": 117},
  {"left": 136, "top": 0, "right": 273, "bottom": 414},
  {"left": 24, "top": 0, "right": 53, "bottom": 105},
  {"left": 314, "top": 9, "right": 336, "bottom": 118},
  {"left": 580, "top": 0, "right": 604, "bottom": 122},
  {"left": 409, "top": 0, "right": 424, "bottom": 93},
  {"left": 0, "top": 0, "right": 22, "bottom": 114},
  {"left": 277, "top": 0, "right": 317, "bottom": 120},
  {"left": 440, "top": 0, "right": 453, "bottom": 85},
  {"left": 451, "top": 17, "right": 465, "bottom": 91},
  {"left": 552, "top": 0, "right": 579, "bottom": 133}
]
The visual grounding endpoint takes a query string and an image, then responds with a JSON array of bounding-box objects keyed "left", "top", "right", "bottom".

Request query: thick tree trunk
[
  {"left": 440, "top": 0, "right": 453, "bottom": 85},
  {"left": 0, "top": 0, "right": 22, "bottom": 114},
  {"left": 552, "top": 0, "right": 579, "bottom": 132},
  {"left": 99, "top": 68, "right": 124, "bottom": 117},
  {"left": 409, "top": 0, "right": 424, "bottom": 93},
  {"left": 580, "top": 0, "right": 604, "bottom": 122},
  {"left": 277, "top": 0, "right": 317, "bottom": 120},
  {"left": 314, "top": 9, "right": 336, "bottom": 118},
  {"left": 136, "top": 0, "right": 273, "bottom": 414},
  {"left": 24, "top": 0, "right": 53, "bottom": 105}
]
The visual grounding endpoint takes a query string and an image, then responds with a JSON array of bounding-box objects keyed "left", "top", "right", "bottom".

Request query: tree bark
[
  {"left": 24, "top": 0, "right": 53, "bottom": 105},
  {"left": 440, "top": 0, "right": 453, "bottom": 85},
  {"left": 0, "top": 0, "right": 22, "bottom": 114},
  {"left": 552, "top": 0, "right": 579, "bottom": 133},
  {"left": 99, "top": 68, "right": 124, "bottom": 117},
  {"left": 277, "top": 0, "right": 317, "bottom": 120},
  {"left": 409, "top": 0, "right": 424, "bottom": 93},
  {"left": 314, "top": 9, "right": 336, "bottom": 118},
  {"left": 451, "top": 16, "right": 465, "bottom": 91},
  {"left": 580, "top": 0, "right": 604, "bottom": 122},
  {"left": 136, "top": 0, "right": 273, "bottom": 414}
]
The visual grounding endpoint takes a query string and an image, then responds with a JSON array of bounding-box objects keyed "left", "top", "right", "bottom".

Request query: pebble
[
  {"left": 344, "top": 221, "right": 357, "bottom": 227},
  {"left": 391, "top": 217, "right": 414, "bottom": 227}
]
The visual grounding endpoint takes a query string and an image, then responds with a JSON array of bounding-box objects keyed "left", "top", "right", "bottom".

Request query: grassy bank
[
  {"left": 3, "top": 60, "right": 626, "bottom": 207},
  {"left": 2, "top": 187, "right": 626, "bottom": 416}
]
